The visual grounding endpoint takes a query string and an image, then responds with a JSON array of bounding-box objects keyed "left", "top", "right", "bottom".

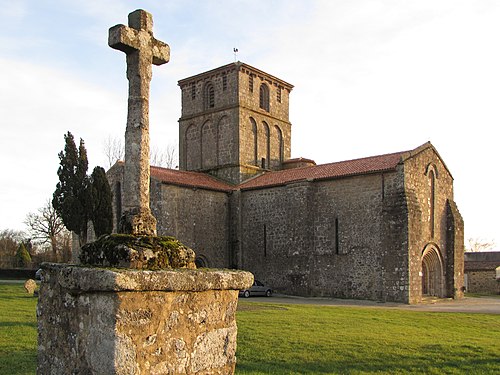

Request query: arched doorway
[
  {"left": 421, "top": 245, "right": 444, "bottom": 297},
  {"left": 195, "top": 255, "right": 209, "bottom": 269}
]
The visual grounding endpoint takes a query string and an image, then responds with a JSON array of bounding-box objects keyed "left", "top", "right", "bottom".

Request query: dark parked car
[{"left": 239, "top": 280, "right": 273, "bottom": 298}]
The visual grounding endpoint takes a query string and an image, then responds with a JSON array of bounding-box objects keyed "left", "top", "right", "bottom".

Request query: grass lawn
[
  {"left": 1, "top": 282, "right": 499, "bottom": 374},
  {"left": 0, "top": 282, "right": 38, "bottom": 375},
  {"left": 236, "top": 302, "right": 500, "bottom": 374}
]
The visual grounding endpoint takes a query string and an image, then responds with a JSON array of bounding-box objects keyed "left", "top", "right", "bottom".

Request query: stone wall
[
  {"left": 37, "top": 263, "right": 253, "bottom": 374},
  {"left": 238, "top": 172, "right": 404, "bottom": 301},
  {"left": 466, "top": 270, "right": 500, "bottom": 294},
  {"left": 151, "top": 182, "right": 231, "bottom": 269}
]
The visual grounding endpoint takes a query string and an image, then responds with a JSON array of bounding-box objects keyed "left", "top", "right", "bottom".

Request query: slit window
[
  {"left": 205, "top": 82, "right": 215, "bottom": 109},
  {"left": 191, "top": 83, "right": 196, "bottom": 100},
  {"left": 222, "top": 74, "right": 227, "bottom": 91},
  {"left": 259, "top": 83, "right": 270, "bottom": 111}
]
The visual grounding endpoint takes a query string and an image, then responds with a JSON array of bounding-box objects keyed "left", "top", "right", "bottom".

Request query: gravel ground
[{"left": 240, "top": 294, "right": 500, "bottom": 314}]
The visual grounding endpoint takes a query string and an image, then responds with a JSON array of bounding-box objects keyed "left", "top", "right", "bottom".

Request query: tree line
[{"left": 0, "top": 132, "right": 178, "bottom": 269}]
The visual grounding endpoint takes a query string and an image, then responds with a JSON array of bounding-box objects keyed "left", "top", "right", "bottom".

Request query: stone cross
[{"left": 109, "top": 9, "right": 170, "bottom": 236}]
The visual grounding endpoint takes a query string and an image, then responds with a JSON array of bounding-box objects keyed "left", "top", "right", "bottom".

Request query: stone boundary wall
[
  {"left": 466, "top": 270, "right": 500, "bottom": 294},
  {"left": 37, "top": 263, "right": 253, "bottom": 374}
]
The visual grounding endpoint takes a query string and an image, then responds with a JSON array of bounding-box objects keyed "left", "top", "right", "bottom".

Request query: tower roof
[{"left": 178, "top": 61, "right": 294, "bottom": 90}]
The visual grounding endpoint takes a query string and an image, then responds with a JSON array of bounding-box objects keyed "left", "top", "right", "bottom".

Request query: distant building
[
  {"left": 464, "top": 251, "right": 500, "bottom": 294},
  {"left": 107, "top": 62, "right": 465, "bottom": 304}
]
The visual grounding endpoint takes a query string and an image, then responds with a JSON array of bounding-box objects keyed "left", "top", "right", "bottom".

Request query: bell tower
[{"left": 178, "top": 62, "right": 293, "bottom": 184}]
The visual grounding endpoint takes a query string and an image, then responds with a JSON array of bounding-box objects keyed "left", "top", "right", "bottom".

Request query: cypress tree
[
  {"left": 90, "top": 166, "right": 113, "bottom": 237},
  {"left": 16, "top": 243, "right": 31, "bottom": 267},
  {"left": 52, "top": 132, "right": 92, "bottom": 245}
]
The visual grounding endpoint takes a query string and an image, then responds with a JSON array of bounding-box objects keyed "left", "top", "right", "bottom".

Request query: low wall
[
  {"left": 466, "top": 270, "right": 500, "bottom": 294},
  {"left": 37, "top": 263, "right": 253, "bottom": 374}
]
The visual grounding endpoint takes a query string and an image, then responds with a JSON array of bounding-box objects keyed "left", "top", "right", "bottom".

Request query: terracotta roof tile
[
  {"left": 149, "top": 147, "right": 420, "bottom": 192},
  {"left": 239, "top": 150, "right": 407, "bottom": 190},
  {"left": 150, "top": 166, "right": 234, "bottom": 192}
]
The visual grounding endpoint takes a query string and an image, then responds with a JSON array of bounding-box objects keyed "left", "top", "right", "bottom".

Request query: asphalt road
[{"left": 240, "top": 294, "right": 500, "bottom": 314}]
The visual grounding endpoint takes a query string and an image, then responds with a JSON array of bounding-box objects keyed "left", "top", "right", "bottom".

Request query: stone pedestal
[{"left": 37, "top": 263, "right": 253, "bottom": 374}]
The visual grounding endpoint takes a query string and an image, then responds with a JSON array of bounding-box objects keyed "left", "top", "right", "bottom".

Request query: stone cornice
[{"left": 178, "top": 103, "right": 292, "bottom": 125}]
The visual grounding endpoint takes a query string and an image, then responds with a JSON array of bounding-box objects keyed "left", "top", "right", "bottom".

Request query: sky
[{"left": 0, "top": 0, "right": 498, "bottom": 248}]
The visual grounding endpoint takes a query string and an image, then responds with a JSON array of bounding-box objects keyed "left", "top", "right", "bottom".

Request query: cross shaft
[{"left": 109, "top": 9, "right": 170, "bottom": 235}]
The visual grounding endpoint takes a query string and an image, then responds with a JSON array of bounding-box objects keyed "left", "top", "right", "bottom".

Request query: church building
[{"left": 107, "top": 62, "right": 464, "bottom": 304}]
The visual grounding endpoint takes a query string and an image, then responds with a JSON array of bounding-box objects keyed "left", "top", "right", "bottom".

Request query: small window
[
  {"left": 205, "top": 82, "right": 215, "bottom": 109},
  {"left": 249, "top": 75, "right": 254, "bottom": 93},
  {"left": 259, "top": 83, "right": 270, "bottom": 111},
  {"left": 277, "top": 87, "right": 282, "bottom": 103},
  {"left": 191, "top": 83, "right": 196, "bottom": 100},
  {"left": 335, "top": 218, "right": 339, "bottom": 254},
  {"left": 222, "top": 74, "right": 227, "bottom": 91}
]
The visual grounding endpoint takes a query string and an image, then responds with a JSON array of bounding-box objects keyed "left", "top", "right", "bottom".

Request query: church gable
[{"left": 399, "top": 142, "right": 463, "bottom": 303}]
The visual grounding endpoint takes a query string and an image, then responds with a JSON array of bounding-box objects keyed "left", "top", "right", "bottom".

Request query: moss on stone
[{"left": 80, "top": 234, "right": 196, "bottom": 270}]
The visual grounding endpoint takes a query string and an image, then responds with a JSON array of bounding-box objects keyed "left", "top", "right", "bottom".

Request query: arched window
[
  {"left": 185, "top": 123, "right": 200, "bottom": 170},
  {"left": 426, "top": 164, "right": 438, "bottom": 239},
  {"left": 250, "top": 117, "right": 258, "bottom": 165},
  {"left": 263, "top": 121, "right": 270, "bottom": 168},
  {"left": 201, "top": 120, "right": 216, "bottom": 168},
  {"left": 259, "top": 83, "right": 270, "bottom": 111},
  {"left": 429, "top": 170, "right": 435, "bottom": 238},
  {"left": 275, "top": 125, "right": 283, "bottom": 164},
  {"left": 204, "top": 82, "right": 215, "bottom": 109}
]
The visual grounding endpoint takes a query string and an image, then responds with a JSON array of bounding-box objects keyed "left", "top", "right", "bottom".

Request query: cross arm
[
  {"left": 151, "top": 40, "right": 170, "bottom": 65},
  {"left": 108, "top": 24, "right": 170, "bottom": 66},
  {"left": 108, "top": 24, "right": 140, "bottom": 54}
]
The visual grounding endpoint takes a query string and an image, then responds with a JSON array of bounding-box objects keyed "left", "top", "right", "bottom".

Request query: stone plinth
[{"left": 37, "top": 263, "right": 253, "bottom": 375}]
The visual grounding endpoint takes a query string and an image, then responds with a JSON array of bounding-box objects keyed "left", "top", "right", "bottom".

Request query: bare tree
[
  {"left": 0, "top": 229, "right": 26, "bottom": 266},
  {"left": 25, "top": 200, "right": 68, "bottom": 260},
  {"left": 466, "top": 238, "right": 496, "bottom": 252},
  {"left": 103, "top": 135, "right": 124, "bottom": 169},
  {"left": 104, "top": 135, "right": 178, "bottom": 170},
  {"left": 151, "top": 143, "right": 178, "bottom": 169}
]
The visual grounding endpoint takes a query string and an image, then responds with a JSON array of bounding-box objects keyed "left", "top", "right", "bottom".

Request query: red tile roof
[
  {"left": 150, "top": 166, "right": 233, "bottom": 192},
  {"left": 239, "top": 150, "right": 407, "bottom": 190},
  {"left": 149, "top": 146, "right": 425, "bottom": 192}
]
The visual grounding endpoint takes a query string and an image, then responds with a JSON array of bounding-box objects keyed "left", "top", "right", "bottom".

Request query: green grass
[
  {"left": 0, "top": 283, "right": 499, "bottom": 374},
  {"left": 236, "top": 302, "right": 500, "bottom": 374},
  {"left": 0, "top": 283, "right": 38, "bottom": 375}
]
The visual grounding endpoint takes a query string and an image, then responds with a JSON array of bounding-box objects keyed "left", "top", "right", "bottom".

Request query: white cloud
[
  {"left": 0, "top": 57, "right": 124, "bottom": 230},
  {"left": 0, "top": 1, "right": 498, "bottom": 244}
]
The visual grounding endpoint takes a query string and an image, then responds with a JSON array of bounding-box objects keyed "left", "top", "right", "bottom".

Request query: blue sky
[{"left": 0, "top": 0, "right": 499, "bottom": 247}]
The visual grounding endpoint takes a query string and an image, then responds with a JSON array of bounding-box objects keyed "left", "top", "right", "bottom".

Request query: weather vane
[{"left": 233, "top": 47, "right": 239, "bottom": 62}]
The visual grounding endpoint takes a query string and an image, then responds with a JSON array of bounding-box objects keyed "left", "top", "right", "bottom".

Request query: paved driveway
[{"left": 240, "top": 294, "right": 500, "bottom": 314}]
